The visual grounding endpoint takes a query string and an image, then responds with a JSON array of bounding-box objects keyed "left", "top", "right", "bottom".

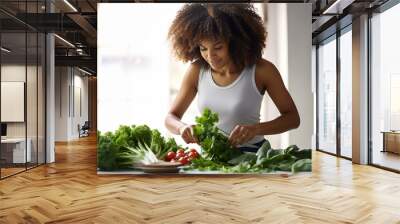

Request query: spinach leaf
[
  {"left": 291, "top": 149, "right": 312, "bottom": 159},
  {"left": 283, "top": 145, "right": 299, "bottom": 155},
  {"left": 255, "top": 141, "right": 271, "bottom": 165},
  {"left": 291, "top": 159, "right": 312, "bottom": 173},
  {"left": 228, "top": 152, "right": 257, "bottom": 165},
  {"left": 188, "top": 157, "right": 225, "bottom": 171},
  {"left": 266, "top": 149, "right": 282, "bottom": 159}
]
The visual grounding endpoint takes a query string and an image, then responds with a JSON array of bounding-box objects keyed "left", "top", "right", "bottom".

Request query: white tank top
[{"left": 197, "top": 64, "right": 265, "bottom": 145}]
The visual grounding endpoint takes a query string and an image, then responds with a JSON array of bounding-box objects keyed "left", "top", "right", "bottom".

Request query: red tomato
[
  {"left": 165, "top": 151, "right": 176, "bottom": 161},
  {"left": 188, "top": 151, "right": 198, "bottom": 159},
  {"left": 178, "top": 157, "right": 189, "bottom": 165},
  {"left": 175, "top": 151, "right": 185, "bottom": 159},
  {"left": 190, "top": 148, "right": 197, "bottom": 153},
  {"left": 177, "top": 149, "right": 185, "bottom": 154}
]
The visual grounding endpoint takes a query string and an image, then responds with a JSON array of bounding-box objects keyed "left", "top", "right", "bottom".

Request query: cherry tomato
[
  {"left": 178, "top": 157, "right": 189, "bottom": 165},
  {"left": 165, "top": 151, "right": 176, "bottom": 161},
  {"left": 177, "top": 149, "right": 185, "bottom": 154},
  {"left": 188, "top": 151, "right": 198, "bottom": 159},
  {"left": 189, "top": 149, "right": 199, "bottom": 156},
  {"left": 175, "top": 151, "right": 185, "bottom": 159}
]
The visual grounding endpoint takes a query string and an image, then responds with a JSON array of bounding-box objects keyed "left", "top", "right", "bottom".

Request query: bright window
[
  {"left": 371, "top": 2, "right": 400, "bottom": 170},
  {"left": 317, "top": 36, "right": 337, "bottom": 154}
]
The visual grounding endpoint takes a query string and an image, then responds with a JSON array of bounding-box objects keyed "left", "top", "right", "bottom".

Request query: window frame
[
  {"left": 367, "top": 0, "right": 400, "bottom": 173},
  {"left": 0, "top": 1, "right": 48, "bottom": 180},
  {"left": 315, "top": 23, "right": 353, "bottom": 161}
]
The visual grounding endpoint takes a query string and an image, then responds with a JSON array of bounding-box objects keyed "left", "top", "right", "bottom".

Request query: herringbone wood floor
[{"left": 1, "top": 135, "right": 400, "bottom": 224}]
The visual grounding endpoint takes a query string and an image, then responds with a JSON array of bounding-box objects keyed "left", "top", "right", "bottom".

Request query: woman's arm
[
  {"left": 253, "top": 59, "right": 300, "bottom": 135},
  {"left": 165, "top": 62, "right": 200, "bottom": 143},
  {"left": 229, "top": 59, "right": 300, "bottom": 146}
]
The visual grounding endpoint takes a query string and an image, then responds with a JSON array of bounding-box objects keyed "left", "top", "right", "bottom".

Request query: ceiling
[{"left": 0, "top": 0, "right": 98, "bottom": 74}]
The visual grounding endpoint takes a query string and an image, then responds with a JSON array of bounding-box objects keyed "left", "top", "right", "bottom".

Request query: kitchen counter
[{"left": 97, "top": 169, "right": 294, "bottom": 177}]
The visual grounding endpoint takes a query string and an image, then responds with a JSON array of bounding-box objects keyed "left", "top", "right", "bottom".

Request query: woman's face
[{"left": 199, "top": 39, "right": 230, "bottom": 70}]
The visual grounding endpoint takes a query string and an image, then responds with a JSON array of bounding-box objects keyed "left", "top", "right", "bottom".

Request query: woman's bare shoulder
[
  {"left": 188, "top": 60, "right": 202, "bottom": 73},
  {"left": 255, "top": 59, "right": 281, "bottom": 87},
  {"left": 255, "top": 58, "right": 279, "bottom": 75},
  {"left": 182, "top": 60, "right": 203, "bottom": 88}
]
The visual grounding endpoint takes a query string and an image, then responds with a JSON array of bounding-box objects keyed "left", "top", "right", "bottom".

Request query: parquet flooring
[
  {"left": 1, "top": 167, "right": 25, "bottom": 178},
  {"left": 1, "top": 135, "right": 400, "bottom": 223}
]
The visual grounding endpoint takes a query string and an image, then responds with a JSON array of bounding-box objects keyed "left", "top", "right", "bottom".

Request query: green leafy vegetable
[
  {"left": 184, "top": 108, "right": 313, "bottom": 174},
  {"left": 164, "top": 137, "right": 179, "bottom": 152},
  {"left": 256, "top": 141, "right": 271, "bottom": 165},
  {"left": 193, "top": 108, "right": 242, "bottom": 163},
  {"left": 131, "top": 142, "right": 160, "bottom": 165},
  {"left": 98, "top": 125, "right": 183, "bottom": 170},
  {"left": 131, "top": 125, "right": 152, "bottom": 146},
  {"left": 291, "top": 149, "right": 312, "bottom": 160},
  {"left": 228, "top": 152, "right": 257, "bottom": 166},
  {"left": 97, "top": 130, "right": 139, "bottom": 170},
  {"left": 266, "top": 149, "right": 282, "bottom": 159},
  {"left": 291, "top": 159, "right": 312, "bottom": 173},
  {"left": 186, "top": 157, "right": 225, "bottom": 171}
]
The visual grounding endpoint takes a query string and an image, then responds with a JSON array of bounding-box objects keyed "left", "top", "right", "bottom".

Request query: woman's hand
[
  {"left": 179, "top": 124, "right": 199, "bottom": 144},
  {"left": 228, "top": 124, "right": 258, "bottom": 147}
]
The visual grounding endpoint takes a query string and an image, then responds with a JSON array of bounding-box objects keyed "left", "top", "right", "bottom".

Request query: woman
[{"left": 165, "top": 3, "right": 300, "bottom": 153}]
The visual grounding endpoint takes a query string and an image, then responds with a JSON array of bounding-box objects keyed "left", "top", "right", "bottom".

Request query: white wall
[
  {"left": 55, "top": 67, "right": 69, "bottom": 141},
  {"left": 262, "top": 3, "right": 287, "bottom": 149},
  {"left": 1, "top": 63, "right": 46, "bottom": 163},
  {"left": 72, "top": 72, "right": 89, "bottom": 138},
  {"left": 1, "top": 65, "right": 39, "bottom": 137},
  {"left": 286, "top": 4, "right": 313, "bottom": 149},
  {"left": 262, "top": 3, "right": 313, "bottom": 149},
  {"left": 1, "top": 66, "right": 26, "bottom": 139},
  {"left": 55, "top": 67, "right": 89, "bottom": 141},
  {"left": 97, "top": 4, "right": 177, "bottom": 133}
]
